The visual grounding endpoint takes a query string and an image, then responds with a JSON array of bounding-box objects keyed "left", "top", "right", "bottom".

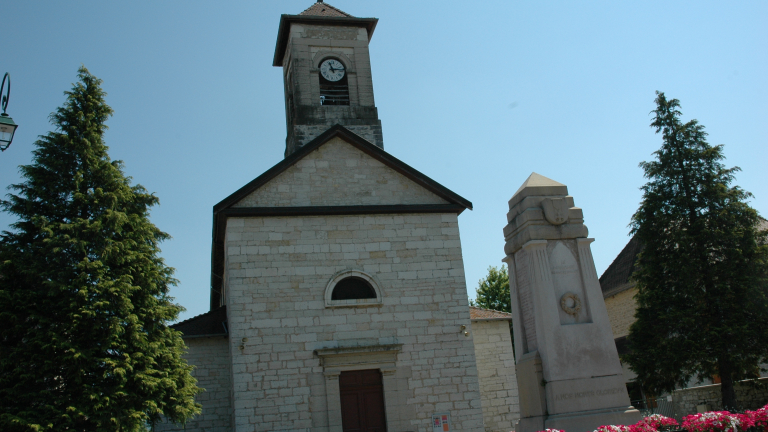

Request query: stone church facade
[
  {"left": 156, "top": 2, "right": 523, "bottom": 431},
  {"left": 212, "top": 127, "right": 483, "bottom": 432}
]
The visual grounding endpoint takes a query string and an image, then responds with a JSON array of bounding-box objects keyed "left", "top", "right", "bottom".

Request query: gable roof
[
  {"left": 469, "top": 306, "right": 513, "bottom": 321},
  {"left": 214, "top": 125, "right": 472, "bottom": 212},
  {"left": 209, "top": 125, "right": 472, "bottom": 310},
  {"left": 299, "top": 1, "right": 352, "bottom": 18},
  {"left": 172, "top": 306, "right": 228, "bottom": 338},
  {"left": 599, "top": 235, "right": 642, "bottom": 298}
]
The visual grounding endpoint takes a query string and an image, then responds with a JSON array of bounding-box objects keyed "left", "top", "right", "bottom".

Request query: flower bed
[
  {"left": 682, "top": 411, "right": 741, "bottom": 432},
  {"left": 534, "top": 404, "right": 768, "bottom": 432}
]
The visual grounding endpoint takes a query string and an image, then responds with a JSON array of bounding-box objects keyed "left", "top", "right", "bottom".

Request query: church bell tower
[{"left": 273, "top": 1, "right": 384, "bottom": 157}]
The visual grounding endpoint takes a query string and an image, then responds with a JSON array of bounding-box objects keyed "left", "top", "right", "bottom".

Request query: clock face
[{"left": 320, "top": 59, "right": 345, "bottom": 82}]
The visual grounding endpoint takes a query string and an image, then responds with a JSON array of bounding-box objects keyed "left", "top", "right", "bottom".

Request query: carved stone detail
[
  {"left": 559, "top": 292, "right": 582, "bottom": 316},
  {"left": 542, "top": 197, "right": 569, "bottom": 225}
]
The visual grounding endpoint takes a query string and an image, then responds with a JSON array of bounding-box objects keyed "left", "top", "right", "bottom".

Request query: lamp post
[{"left": 0, "top": 72, "right": 18, "bottom": 151}]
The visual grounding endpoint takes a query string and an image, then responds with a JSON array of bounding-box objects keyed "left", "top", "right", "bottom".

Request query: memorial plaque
[{"left": 548, "top": 241, "right": 589, "bottom": 324}]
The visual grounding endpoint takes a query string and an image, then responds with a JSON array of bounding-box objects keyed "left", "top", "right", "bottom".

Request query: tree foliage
[
  {"left": 0, "top": 67, "right": 201, "bottom": 431},
  {"left": 470, "top": 265, "right": 510, "bottom": 313},
  {"left": 625, "top": 92, "right": 768, "bottom": 409},
  {"left": 470, "top": 265, "right": 515, "bottom": 347}
]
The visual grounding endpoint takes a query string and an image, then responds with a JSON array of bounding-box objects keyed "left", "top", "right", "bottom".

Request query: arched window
[
  {"left": 325, "top": 270, "right": 382, "bottom": 308},
  {"left": 331, "top": 276, "right": 376, "bottom": 300}
]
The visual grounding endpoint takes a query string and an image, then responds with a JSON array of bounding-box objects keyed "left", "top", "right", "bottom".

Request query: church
[{"left": 158, "top": 2, "right": 519, "bottom": 432}]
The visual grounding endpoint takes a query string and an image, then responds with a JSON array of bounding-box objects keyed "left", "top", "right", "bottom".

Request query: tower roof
[
  {"left": 299, "top": 1, "right": 353, "bottom": 18},
  {"left": 273, "top": 6, "right": 378, "bottom": 67}
]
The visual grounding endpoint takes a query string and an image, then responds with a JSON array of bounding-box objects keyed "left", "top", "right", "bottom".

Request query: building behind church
[
  {"left": 600, "top": 220, "right": 768, "bottom": 417},
  {"left": 157, "top": 2, "right": 520, "bottom": 431}
]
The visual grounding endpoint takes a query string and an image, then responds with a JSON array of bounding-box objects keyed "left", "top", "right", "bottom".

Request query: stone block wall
[
  {"left": 671, "top": 378, "right": 768, "bottom": 417},
  {"left": 288, "top": 123, "right": 383, "bottom": 156},
  {"left": 234, "top": 138, "right": 448, "bottom": 208},
  {"left": 155, "top": 337, "right": 232, "bottom": 432},
  {"left": 223, "top": 212, "right": 484, "bottom": 431},
  {"left": 472, "top": 320, "right": 520, "bottom": 432},
  {"left": 604, "top": 287, "right": 637, "bottom": 338},
  {"left": 282, "top": 23, "right": 384, "bottom": 155}
]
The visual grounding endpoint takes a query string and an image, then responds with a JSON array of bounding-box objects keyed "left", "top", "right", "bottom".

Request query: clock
[{"left": 320, "top": 59, "right": 345, "bottom": 82}]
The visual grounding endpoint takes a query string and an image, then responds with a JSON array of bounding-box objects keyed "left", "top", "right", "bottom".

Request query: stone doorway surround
[{"left": 314, "top": 344, "right": 413, "bottom": 432}]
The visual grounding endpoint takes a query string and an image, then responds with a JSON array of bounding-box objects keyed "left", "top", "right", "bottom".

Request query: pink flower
[
  {"left": 534, "top": 405, "right": 768, "bottom": 432},
  {"left": 682, "top": 411, "right": 740, "bottom": 432},
  {"left": 741, "top": 404, "right": 768, "bottom": 431},
  {"left": 629, "top": 423, "right": 656, "bottom": 432},
  {"left": 636, "top": 414, "right": 679, "bottom": 431},
  {"left": 593, "top": 425, "right": 632, "bottom": 432}
]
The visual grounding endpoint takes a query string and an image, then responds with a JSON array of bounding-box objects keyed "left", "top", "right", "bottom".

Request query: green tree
[
  {"left": 470, "top": 265, "right": 511, "bottom": 313},
  {"left": 470, "top": 265, "right": 514, "bottom": 347},
  {"left": 625, "top": 92, "right": 768, "bottom": 409},
  {"left": 0, "top": 67, "right": 201, "bottom": 431}
]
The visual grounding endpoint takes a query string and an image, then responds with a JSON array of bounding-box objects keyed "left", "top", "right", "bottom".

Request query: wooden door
[{"left": 339, "top": 369, "right": 387, "bottom": 432}]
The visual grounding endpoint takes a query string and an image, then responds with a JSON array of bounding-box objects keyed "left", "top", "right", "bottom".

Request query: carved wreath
[{"left": 560, "top": 292, "right": 582, "bottom": 316}]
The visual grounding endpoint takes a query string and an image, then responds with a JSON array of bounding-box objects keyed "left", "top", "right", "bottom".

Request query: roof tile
[
  {"left": 469, "top": 306, "right": 513, "bottom": 320},
  {"left": 172, "top": 306, "right": 228, "bottom": 337},
  {"left": 600, "top": 218, "right": 767, "bottom": 298},
  {"left": 299, "top": 2, "right": 353, "bottom": 18},
  {"left": 599, "top": 235, "right": 642, "bottom": 297}
]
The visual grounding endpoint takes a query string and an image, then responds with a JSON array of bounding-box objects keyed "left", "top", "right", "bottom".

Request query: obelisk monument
[{"left": 503, "top": 173, "right": 640, "bottom": 432}]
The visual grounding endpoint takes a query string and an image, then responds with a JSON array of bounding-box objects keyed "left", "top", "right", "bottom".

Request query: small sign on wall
[{"left": 432, "top": 412, "right": 451, "bottom": 431}]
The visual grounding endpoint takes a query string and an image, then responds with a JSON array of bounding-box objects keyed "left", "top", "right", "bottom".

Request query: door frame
[{"left": 315, "top": 344, "right": 409, "bottom": 432}]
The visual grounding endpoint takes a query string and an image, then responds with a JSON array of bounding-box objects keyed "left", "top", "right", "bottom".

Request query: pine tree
[
  {"left": 625, "top": 92, "right": 768, "bottom": 409},
  {"left": 0, "top": 67, "right": 201, "bottom": 431}
]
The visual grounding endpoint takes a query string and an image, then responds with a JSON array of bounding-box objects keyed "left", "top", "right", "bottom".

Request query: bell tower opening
[
  {"left": 319, "top": 57, "right": 350, "bottom": 106},
  {"left": 274, "top": 1, "right": 384, "bottom": 157}
]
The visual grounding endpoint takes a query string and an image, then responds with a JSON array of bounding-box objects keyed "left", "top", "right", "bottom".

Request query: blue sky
[{"left": 4, "top": 1, "right": 767, "bottom": 321}]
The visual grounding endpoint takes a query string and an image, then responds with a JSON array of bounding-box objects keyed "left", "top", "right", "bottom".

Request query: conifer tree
[
  {"left": 626, "top": 92, "right": 768, "bottom": 409},
  {"left": 0, "top": 67, "right": 201, "bottom": 431},
  {"left": 471, "top": 265, "right": 510, "bottom": 313},
  {"left": 470, "top": 265, "right": 514, "bottom": 347}
]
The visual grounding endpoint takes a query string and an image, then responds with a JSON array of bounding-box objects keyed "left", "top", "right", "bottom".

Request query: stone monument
[{"left": 502, "top": 173, "right": 641, "bottom": 432}]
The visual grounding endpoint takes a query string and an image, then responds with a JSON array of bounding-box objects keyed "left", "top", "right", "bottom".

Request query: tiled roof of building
[
  {"left": 299, "top": 1, "right": 353, "bottom": 18},
  {"left": 600, "top": 218, "right": 767, "bottom": 299},
  {"left": 172, "top": 306, "right": 228, "bottom": 338},
  {"left": 469, "top": 306, "right": 513, "bottom": 321},
  {"left": 599, "top": 235, "right": 642, "bottom": 298}
]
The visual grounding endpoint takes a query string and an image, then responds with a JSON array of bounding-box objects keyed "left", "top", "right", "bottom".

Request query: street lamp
[{"left": 0, "top": 72, "right": 18, "bottom": 151}]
